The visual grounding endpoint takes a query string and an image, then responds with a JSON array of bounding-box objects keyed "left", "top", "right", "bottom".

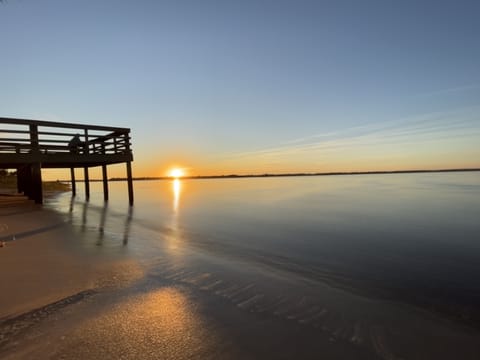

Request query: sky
[{"left": 1, "top": 0, "right": 479, "bottom": 179}]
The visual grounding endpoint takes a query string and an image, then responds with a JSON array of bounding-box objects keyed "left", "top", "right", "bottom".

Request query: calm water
[{"left": 47, "top": 172, "right": 480, "bottom": 359}]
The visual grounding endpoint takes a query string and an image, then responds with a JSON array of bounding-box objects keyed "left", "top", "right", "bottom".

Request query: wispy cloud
[
  {"left": 417, "top": 83, "right": 480, "bottom": 98},
  {"left": 221, "top": 106, "right": 480, "bottom": 163}
]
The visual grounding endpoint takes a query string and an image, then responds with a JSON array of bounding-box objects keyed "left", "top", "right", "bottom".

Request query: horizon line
[{"left": 57, "top": 167, "right": 480, "bottom": 182}]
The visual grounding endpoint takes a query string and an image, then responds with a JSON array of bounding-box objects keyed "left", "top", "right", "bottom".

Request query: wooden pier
[{"left": 0, "top": 117, "right": 134, "bottom": 205}]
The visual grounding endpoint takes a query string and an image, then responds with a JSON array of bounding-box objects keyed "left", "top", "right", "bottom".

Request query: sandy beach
[
  {"left": 0, "top": 194, "right": 146, "bottom": 358},
  {"left": 0, "top": 194, "right": 140, "bottom": 318}
]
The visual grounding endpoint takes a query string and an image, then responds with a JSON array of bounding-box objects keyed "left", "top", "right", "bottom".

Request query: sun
[{"left": 168, "top": 168, "right": 185, "bottom": 178}]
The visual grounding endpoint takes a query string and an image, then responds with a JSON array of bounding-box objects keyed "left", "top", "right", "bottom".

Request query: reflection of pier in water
[{"left": 68, "top": 197, "right": 133, "bottom": 247}]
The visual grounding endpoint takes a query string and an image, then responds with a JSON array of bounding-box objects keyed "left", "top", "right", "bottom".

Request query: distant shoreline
[
  {"left": 49, "top": 168, "right": 480, "bottom": 183},
  {"left": 85, "top": 167, "right": 480, "bottom": 182}
]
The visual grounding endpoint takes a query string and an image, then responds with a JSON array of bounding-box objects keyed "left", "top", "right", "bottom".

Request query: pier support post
[
  {"left": 84, "top": 167, "right": 90, "bottom": 201},
  {"left": 16, "top": 167, "right": 22, "bottom": 194},
  {"left": 16, "top": 166, "right": 26, "bottom": 194},
  {"left": 24, "top": 165, "right": 32, "bottom": 199},
  {"left": 31, "top": 162, "right": 43, "bottom": 204},
  {"left": 70, "top": 168, "right": 76, "bottom": 197},
  {"left": 126, "top": 161, "right": 134, "bottom": 206},
  {"left": 102, "top": 164, "right": 109, "bottom": 201}
]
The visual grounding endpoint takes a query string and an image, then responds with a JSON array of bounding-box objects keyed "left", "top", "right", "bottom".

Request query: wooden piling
[
  {"left": 84, "top": 167, "right": 90, "bottom": 200},
  {"left": 102, "top": 164, "right": 109, "bottom": 201},
  {"left": 16, "top": 166, "right": 25, "bottom": 194},
  {"left": 24, "top": 165, "right": 32, "bottom": 199},
  {"left": 70, "top": 168, "right": 76, "bottom": 196},
  {"left": 126, "top": 161, "right": 134, "bottom": 206},
  {"left": 31, "top": 162, "right": 43, "bottom": 204}
]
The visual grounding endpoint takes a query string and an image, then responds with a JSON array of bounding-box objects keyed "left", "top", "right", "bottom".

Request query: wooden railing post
[
  {"left": 29, "top": 124, "right": 39, "bottom": 153},
  {"left": 83, "top": 128, "right": 89, "bottom": 154}
]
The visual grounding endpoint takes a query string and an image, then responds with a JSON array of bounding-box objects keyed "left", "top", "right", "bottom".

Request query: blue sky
[{"left": 1, "top": 0, "right": 479, "bottom": 177}]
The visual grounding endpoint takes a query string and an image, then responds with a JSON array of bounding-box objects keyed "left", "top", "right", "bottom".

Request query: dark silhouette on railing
[{"left": 0, "top": 117, "right": 134, "bottom": 205}]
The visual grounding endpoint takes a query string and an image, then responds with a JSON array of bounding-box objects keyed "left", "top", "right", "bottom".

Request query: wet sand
[
  {"left": 1, "top": 192, "right": 480, "bottom": 359},
  {"left": 0, "top": 194, "right": 141, "bottom": 319},
  {"left": 0, "top": 194, "right": 144, "bottom": 358}
]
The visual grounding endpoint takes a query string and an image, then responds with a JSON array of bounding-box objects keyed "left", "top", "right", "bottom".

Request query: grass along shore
[{"left": 0, "top": 174, "right": 70, "bottom": 193}]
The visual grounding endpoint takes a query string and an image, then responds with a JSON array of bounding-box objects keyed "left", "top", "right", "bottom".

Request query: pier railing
[
  {"left": 0, "top": 117, "right": 131, "bottom": 156},
  {"left": 0, "top": 117, "right": 134, "bottom": 205}
]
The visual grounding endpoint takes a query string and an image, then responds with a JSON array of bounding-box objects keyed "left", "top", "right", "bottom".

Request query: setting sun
[{"left": 168, "top": 168, "right": 185, "bottom": 178}]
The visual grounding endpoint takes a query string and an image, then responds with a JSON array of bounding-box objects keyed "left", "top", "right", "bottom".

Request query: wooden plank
[
  {"left": 0, "top": 129, "right": 30, "bottom": 134},
  {"left": 0, "top": 153, "right": 133, "bottom": 166},
  {"left": 0, "top": 117, "right": 130, "bottom": 132},
  {"left": 38, "top": 130, "right": 83, "bottom": 137}
]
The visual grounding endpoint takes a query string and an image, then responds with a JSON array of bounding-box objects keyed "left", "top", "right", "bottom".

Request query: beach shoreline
[{"left": 0, "top": 193, "right": 141, "bottom": 320}]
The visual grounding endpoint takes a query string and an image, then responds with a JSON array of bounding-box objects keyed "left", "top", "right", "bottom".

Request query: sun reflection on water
[
  {"left": 168, "top": 178, "right": 183, "bottom": 252},
  {"left": 173, "top": 179, "right": 181, "bottom": 213}
]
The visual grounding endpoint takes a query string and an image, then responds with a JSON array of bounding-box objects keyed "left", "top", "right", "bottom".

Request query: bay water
[{"left": 46, "top": 172, "right": 480, "bottom": 359}]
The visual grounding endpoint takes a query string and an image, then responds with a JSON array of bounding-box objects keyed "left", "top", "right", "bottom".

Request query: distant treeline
[{"left": 106, "top": 167, "right": 480, "bottom": 182}]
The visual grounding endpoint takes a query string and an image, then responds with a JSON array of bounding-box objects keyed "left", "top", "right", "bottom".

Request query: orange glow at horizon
[{"left": 168, "top": 168, "right": 185, "bottom": 178}]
